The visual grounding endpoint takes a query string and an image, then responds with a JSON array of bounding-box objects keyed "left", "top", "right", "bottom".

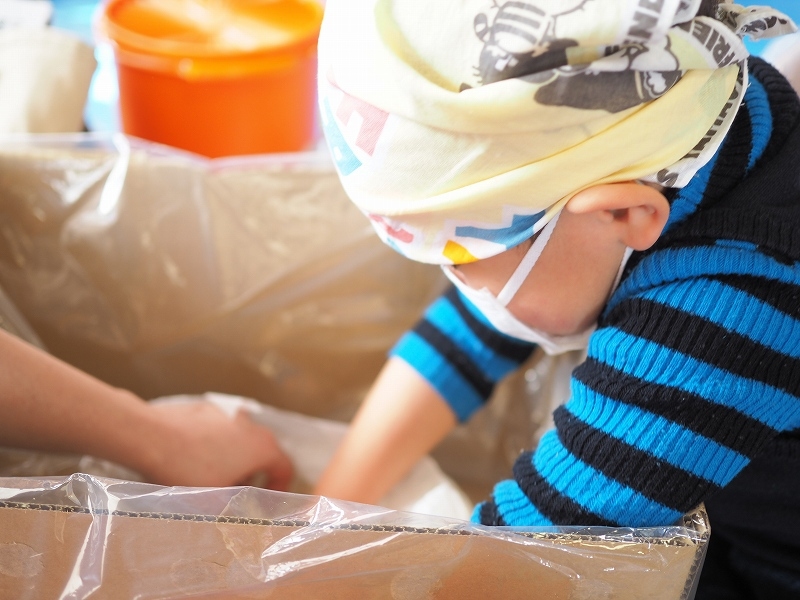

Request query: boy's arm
[
  {"left": 0, "top": 328, "right": 293, "bottom": 489},
  {"left": 476, "top": 251, "right": 800, "bottom": 527},
  {"left": 315, "top": 286, "right": 536, "bottom": 504},
  {"left": 313, "top": 356, "right": 456, "bottom": 504}
]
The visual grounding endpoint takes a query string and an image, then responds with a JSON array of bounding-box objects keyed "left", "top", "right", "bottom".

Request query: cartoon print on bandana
[
  {"left": 467, "top": 0, "right": 587, "bottom": 87},
  {"left": 718, "top": 7, "right": 794, "bottom": 38},
  {"left": 454, "top": 210, "right": 545, "bottom": 249},
  {"left": 467, "top": 0, "right": 683, "bottom": 113},
  {"left": 442, "top": 207, "right": 548, "bottom": 264},
  {"left": 320, "top": 74, "right": 391, "bottom": 177},
  {"left": 534, "top": 36, "right": 683, "bottom": 112}
]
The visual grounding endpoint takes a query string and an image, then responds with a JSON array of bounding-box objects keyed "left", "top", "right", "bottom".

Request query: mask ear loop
[{"left": 496, "top": 211, "right": 561, "bottom": 306}]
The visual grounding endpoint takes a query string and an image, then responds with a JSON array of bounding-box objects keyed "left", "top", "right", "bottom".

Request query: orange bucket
[{"left": 97, "top": 0, "right": 323, "bottom": 157}]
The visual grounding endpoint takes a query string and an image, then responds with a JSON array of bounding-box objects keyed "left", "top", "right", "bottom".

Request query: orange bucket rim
[{"left": 96, "top": 0, "right": 323, "bottom": 60}]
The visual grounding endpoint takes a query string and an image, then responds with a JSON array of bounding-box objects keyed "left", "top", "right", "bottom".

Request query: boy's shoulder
[{"left": 655, "top": 57, "right": 800, "bottom": 263}]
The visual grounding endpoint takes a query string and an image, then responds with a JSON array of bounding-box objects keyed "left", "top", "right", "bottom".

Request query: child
[{"left": 314, "top": 0, "right": 800, "bottom": 596}]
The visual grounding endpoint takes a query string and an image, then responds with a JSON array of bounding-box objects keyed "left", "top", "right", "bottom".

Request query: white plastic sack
[
  {"left": 159, "top": 393, "right": 475, "bottom": 520},
  {"left": 0, "top": 392, "right": 474, "bottom": 521}
]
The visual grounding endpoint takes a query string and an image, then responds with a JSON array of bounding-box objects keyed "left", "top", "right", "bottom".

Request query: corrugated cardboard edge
[{"left": 0, "top": 499, "right": 709, "bottom": 600}]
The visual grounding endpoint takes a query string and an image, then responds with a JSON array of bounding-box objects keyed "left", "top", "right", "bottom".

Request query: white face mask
[{"left": 441, "top": 212, "right": 632, "bottom": 356}]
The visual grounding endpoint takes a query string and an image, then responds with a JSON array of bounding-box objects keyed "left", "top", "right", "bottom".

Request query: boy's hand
[
  {"left": 140, "top": 400, "right": 294, "bottom": 491},
  {"left": 313, "top": 357, "right": 456, "bottom": 504}
]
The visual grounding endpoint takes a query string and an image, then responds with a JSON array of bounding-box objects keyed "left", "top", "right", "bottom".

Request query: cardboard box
[
  {"left": 0, "top": 135, "right": 708, "bottom": 599},
  {"left": 0, "top": 474, "right": 707, "bottom": 599}
]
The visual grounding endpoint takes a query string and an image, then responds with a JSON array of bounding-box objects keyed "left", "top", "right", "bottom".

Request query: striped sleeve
[
  {"left": 476, "top": 244, "right": 800, "bottom": 527},
  {"left": 390, "top": 286, "right": 534, "bottom": 422}
]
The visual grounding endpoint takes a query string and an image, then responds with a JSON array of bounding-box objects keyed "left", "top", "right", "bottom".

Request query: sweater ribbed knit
[{"left": 391, "top": 57, "right": 800, "bottom": 533}]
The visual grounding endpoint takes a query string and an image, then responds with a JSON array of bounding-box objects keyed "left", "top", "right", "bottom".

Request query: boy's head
[{"left": 318, "top": 0, "right": 795, "bottom": 339}]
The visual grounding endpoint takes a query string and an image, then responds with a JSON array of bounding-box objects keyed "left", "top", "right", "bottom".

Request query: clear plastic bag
[
  {"left": 0, "top": 132, "right": 569, "bottom": 503},
  {"left": 0, "top": 133, "right": 446, "bottom": 420},
  {"left": 0, "top": 392, "right": 476, "bottom": 521},
  {"left": 0, "top": 135, "right": 708, "bottom": 600},
  {"left": 0, "top": 473, "right": 708, "bottom": 599}
]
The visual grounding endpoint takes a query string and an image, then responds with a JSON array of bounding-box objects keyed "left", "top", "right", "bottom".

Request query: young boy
[{"left": 315, "top": 0, "right": 799, "bottom": 596}]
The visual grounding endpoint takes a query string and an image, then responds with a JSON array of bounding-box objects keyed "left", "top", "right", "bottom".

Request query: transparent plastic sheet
[
  {"left": 0, "top": 392, "right": 476, "bottom": 521},
  {"left": 0, "top": 135, "right": 709, "bottom": 598},
  {"left": 0, "top": 132, "right": 566, "bottom": 504},
  {"left": 0, "top": 133, "right": 447, "bottom": 420},
  {"left": 0, "top": 473, "right": 708, "bottom": 599}
]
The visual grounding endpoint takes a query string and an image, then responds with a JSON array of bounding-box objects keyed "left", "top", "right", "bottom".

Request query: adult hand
[
  {"left": 140, "top": 400, "right": 294, "bottom": 491},
  {"left": 0, "top": 329, "right": 293, "bottom": 490}
]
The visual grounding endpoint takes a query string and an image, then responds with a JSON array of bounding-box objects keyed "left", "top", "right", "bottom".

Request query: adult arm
[{"left": 0, "top": 328, "right": 293, "bottom": 489}]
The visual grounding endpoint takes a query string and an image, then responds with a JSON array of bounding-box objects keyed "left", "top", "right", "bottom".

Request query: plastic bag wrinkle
[
  {"left": 0, "top": 134, "right": 446, "bottom": 417},
  {"left": 0, "top": 134, "right": 709, "bottom": 599}
]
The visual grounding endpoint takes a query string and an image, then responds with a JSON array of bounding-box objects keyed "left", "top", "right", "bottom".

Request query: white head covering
[{"left": 319, "top": 0, "right": 796, "bottom": 264}]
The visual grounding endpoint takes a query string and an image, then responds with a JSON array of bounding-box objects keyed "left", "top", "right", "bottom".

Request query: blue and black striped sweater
[{"left": 391, "top": 57, "right": 800, "bottom": 531}]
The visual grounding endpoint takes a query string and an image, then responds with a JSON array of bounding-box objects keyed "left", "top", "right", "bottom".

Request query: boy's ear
[{"left": 565, "top": 182, "right": 670, "bottom": 251}]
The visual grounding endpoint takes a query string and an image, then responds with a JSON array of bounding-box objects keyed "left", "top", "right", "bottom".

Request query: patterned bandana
[{"left": 318, "top": 0, "right": 796, "bottom": 264}]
